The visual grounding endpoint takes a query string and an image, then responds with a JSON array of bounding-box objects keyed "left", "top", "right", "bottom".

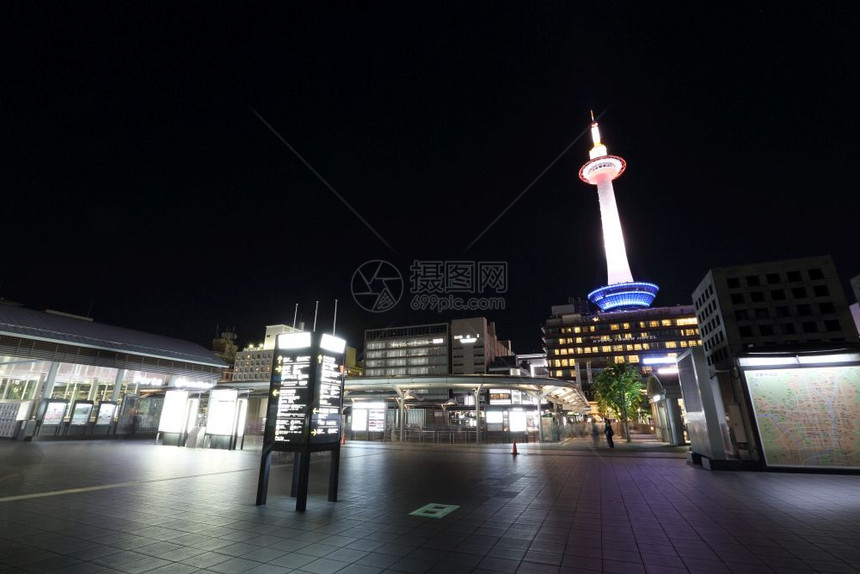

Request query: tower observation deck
[{"left": 579, "top": 114, "right": 658, "bottom": 311}]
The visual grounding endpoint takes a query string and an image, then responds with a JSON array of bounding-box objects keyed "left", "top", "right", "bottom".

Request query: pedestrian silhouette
[
  {"left": 604, "top": 418, "right": 615, "bottom": 448},
  {"left": 591, "top": 419, "right": 600, "bottom": 447}
]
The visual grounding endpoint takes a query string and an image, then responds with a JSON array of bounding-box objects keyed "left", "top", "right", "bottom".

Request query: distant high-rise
[
  {"left": 363, "top": 318, "right": 513, "bottom": 377},
  {"left": 692, "top": 255, "right": 859, "bottom": 370},
  {"left": 579, "top": 114, "right": 659, "bottom": 311}
]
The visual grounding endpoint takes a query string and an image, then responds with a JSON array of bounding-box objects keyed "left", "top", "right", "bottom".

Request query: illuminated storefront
[{"left": 0, "top": 305, "right": 224, "bottom": 438}]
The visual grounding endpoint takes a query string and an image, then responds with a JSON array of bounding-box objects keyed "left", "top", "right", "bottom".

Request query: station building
[{"left": 0, "top": 302, "right": 225, "bottom": 439}]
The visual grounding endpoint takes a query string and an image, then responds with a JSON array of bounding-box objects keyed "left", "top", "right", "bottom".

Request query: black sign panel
[
  {"left": 270, "top": 353, "right": 312, "bottom": 444},
  {"left": 263, "top": 333, "right": 346, "bottom": 452},
  {"left": 310, "top": 354, "right": 344, "bottom": 444}
]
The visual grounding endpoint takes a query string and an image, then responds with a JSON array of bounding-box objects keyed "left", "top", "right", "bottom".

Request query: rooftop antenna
[
  {"left": 312, "top": 300, "right": 319, "bottom": 332},
  {"left": 292, "top": 303, "right": 298, "bottom": 329},
  {"left": 332, "top": 299, "right": 339, "bottom": 335}
]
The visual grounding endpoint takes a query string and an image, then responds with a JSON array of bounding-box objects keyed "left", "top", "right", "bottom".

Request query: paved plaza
[{"left": 1, "top": 437, "right": 859, "bottom": 574}]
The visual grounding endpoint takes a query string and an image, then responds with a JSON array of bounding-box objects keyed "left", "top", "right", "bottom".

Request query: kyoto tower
[{"left": 579, "top": 112, "right": 659, "bottom": 311}]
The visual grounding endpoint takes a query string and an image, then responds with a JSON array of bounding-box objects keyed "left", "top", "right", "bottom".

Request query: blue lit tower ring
[
  {"left": 588, "top": 282, "right": 659, "bottom": 311},
  {"left": 581, "top": 113, "right": 659, "bottom": 311}
]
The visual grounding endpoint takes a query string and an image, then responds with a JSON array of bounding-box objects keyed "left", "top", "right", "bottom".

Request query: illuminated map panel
[{"left": 744, "top": 365, "right": 860, "bottom": 470}]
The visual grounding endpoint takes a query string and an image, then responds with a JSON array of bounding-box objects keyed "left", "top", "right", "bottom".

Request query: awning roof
[
  {"left": 0, "top": 305, "right": 225, "bottom": 368},
  {"left": 345, "top": 374, "right": 591, "bottom": 412}
]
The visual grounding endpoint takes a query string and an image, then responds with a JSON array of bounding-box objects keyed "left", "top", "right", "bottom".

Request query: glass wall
[{"left": 0, "top": 358, "right": 50, "bottom": 400}]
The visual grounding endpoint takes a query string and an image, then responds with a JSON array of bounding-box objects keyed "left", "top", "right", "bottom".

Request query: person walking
[
  {"left": 604, "top": 417, "right": 615, "bottom": 448},
  {"left": 590, "top": 419, "right": 600, "bottom": 447}
]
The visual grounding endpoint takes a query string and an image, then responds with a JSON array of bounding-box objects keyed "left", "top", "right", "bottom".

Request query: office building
[
  {"left": 364, "top": 318, "right": 512, "bottom": 377},
  {"left": 692, "top": 255, "right": 858, "bottom": 369}
]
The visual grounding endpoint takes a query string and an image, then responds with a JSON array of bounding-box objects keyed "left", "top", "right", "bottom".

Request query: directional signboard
[
  {"left": 264, "top": 332, "right": 345, "bottom": 449},
  {"left": 258, "top": 331, "right": 348, "bottom": 511},
  {"left": 311, "top": 334, "right": 346, "bottom": 445}
]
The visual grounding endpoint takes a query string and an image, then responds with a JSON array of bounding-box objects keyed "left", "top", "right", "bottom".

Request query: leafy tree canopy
[{"left": 592, "top": 362, "right": 645, "bottom": 422}]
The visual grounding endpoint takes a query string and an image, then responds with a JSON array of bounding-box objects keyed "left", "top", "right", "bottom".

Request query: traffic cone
[{"left": 511, "top": 440, "right": 518, "bottom": 456}]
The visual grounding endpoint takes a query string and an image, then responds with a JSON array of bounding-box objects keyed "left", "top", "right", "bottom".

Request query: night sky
[{"left": 3, "top": 2, "right": 859, "bottom": 355}]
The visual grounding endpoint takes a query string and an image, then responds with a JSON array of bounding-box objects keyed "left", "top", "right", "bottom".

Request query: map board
[{"left": 744, "top": 365, "right": 860, "bottom": 470}]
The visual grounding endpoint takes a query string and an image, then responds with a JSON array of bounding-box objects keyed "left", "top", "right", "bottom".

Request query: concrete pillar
[
  {"left": 37, "top": 362, "right": 61, "bottom": 403},
  {"left": 111, "top": 369, "right": 126, "bottom": 402}
]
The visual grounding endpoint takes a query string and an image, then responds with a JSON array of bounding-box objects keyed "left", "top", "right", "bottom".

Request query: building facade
[
  {"left": 0, "top": 303, "right": 225, "bottom": 439},
  {"left": 692, "top": 255, "right": 858, "bottom": 369},
  {"left": 451, "top": 317, "right": 512, "bottom": 374},
  {"left": 364, "top": 318, "right": 512, "bottom": 377},
  {"left": 542, "top": 304, "right": 701, "bottom": 391}
]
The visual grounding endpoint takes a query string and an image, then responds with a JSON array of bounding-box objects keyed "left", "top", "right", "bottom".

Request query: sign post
[{"left": 256, "top": 332, "right": 346, "bottom": 511}]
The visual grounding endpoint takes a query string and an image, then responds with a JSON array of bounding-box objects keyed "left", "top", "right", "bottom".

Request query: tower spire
[{"left": 578, "top": 117, "right": 658, "bottom": 311}]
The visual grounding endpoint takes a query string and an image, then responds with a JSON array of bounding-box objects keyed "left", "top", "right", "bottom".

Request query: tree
[{"left": 592, "top": 362, "right": 645, "bottom": 442}]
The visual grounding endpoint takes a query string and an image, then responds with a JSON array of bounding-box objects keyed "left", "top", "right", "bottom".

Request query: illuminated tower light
[{"left": 579, "top": 114, "right": 659, "bottom": 311}]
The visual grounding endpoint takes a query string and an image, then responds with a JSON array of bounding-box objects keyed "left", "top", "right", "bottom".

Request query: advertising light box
[
  {"left": 744, "top": 364, "right": 860, "bottom": 470},
  {"left": 70, "top": 401, "right": 94, "bottom": 426},
  {"left": 509, "top": 409, "right": 527, "bottom": 432},
  {"left": 368, "top": 408, "right": 385, "bottom": 432},
  {"left": 352, "top": 408, "right": 368, "bottom": 432},
  {"left": 42, "top": 401, "right": 67, "bottom": 425},
  {"left": 207, "top": 389, "right": 238, "bottom": 435},
  {"left": 158, "top": 390, "right": 189, "bottom": 433},
  {"left": 489, "top": 389, "right": 512, "bottom": 405},
  {"left": 96, "top": 402, "right": 117, "bottom": 425}
]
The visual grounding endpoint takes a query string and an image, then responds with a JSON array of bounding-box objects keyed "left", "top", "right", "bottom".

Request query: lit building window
[
  {"left": 574, "top": 327, "right": 581, "bottom": 333},
  {"left": 610, "top": 324, "right": 620, "bottom": 331},
  {"left": 661, "top": 320, "right": 672, "bottom": 326},
  {"left": 665, "top": 341, "right": 678, "bottom": 349},
  {"left": 602, "top": 345, "right": 612, "bottom": 353},
  {"left": 622, "top": 323, "right": 630, "bottom": 329},
  {"left": 614, "top": 356, "right": 625, "bottom": 363},
  {"left": 649, "top": 321, "right": 659, "bottom": 327},
  {"left": 628, "top": 355, "right": 639, "bottom": 363},
  {"left": 561, "top": 359, "right": 569, "bottom": 367}
]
